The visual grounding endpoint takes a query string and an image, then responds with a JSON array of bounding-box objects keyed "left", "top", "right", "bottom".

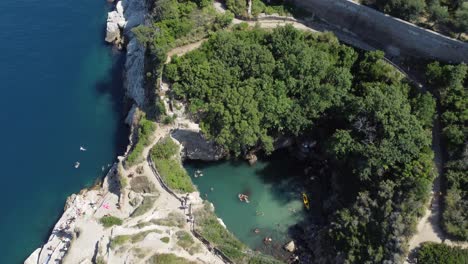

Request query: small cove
[{"left": 185, "top": 151, "right": 319, "bottom": 258}]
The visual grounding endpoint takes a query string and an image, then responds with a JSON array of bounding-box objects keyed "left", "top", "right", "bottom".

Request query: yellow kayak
[{"left": 302, "top": 193, "right": 310, "bottom": 210}]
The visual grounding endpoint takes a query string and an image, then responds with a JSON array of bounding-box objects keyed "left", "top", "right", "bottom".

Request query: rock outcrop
[
  {"left": 285, "top": 240, "right": 295, "bottom": 252},
  {"left": 106, "top": 0, "right": 147, "bottom": 107},
  {"left": 105, "top": 1, "right": 126, "bottom": 45},
  {"left": 171, "top": 129, "right": 225, "bottom": 161},
  {"left": 122, "top": 0, "right": 147, "bottom": 107},
  {"left": 24, "top": 248, "right": 40, "bottom": 264}
]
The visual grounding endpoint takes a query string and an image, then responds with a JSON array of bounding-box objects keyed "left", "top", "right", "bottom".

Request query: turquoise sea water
[
  {"left": 0, "top": 0, "right": 128, "bottom": 263},
  {"left": 185, "top": 152, "right": 310, "bottom": 258}
]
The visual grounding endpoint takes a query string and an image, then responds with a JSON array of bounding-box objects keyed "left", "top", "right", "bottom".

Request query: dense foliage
[
  {"left": 150, "top": 137, "right": 195, "bottom": 193},
  {"left": 225, "top": 0, "right": 297, "bottom": 18},
  {"left": 126, "top": 116, "right": 156, "bottom": 167},
  {"left": 363, "top": 0, "right": 468, "bottom": 39},
  {"left": 417, "top": 242, "right": 468, "bottom": 264},
  {"left": 133, "top": 0, "right": 233, "bottom": 71},
  {"left": 165, "top": 26, "right": 436, "bottom": 263},
  {"left": 426, "top": 62, "right": 468, "bottom": 240},
  {"left": 316, "top": 53, "right": 435, "bottom": 263},
  {"left": 166, "top": 26, "right": 356, "bottom": 155}
]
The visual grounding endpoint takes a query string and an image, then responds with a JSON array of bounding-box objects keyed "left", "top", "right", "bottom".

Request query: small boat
[
  {"left": 80, "top": 146, "right": 87, "bottom": 151},
  {"left": 302, "top": 193, "right": 310, "bottom": 210},
  {"left": 74, "top": 162, "right": 80, "bottom": 169}
]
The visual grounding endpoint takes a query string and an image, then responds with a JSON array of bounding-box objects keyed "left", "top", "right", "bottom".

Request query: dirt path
[
  {"left": 406, "top": 116, "right": 468, "bottom": 263},
  {"left": 166, "top": 40, "right": 206, "bottom": 64}
]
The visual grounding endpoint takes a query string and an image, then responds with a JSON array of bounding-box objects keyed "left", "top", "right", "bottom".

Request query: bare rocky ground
[{"left": 25, "top": 120, "right": 223, "bottom": 264}]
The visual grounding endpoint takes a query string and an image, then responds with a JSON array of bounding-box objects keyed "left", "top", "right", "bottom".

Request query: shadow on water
[
  {"left": 94, "top": 49, "right": 130, "bottom": 156},
  {"left": 254, "top": 150, "right": 306, "bottom": 205},
  {"left": 254, "top": 149, "right": 325, "bottom": 258}
]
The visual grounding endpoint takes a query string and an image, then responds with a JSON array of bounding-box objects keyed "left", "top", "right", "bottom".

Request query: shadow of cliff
[{"left": 94, "top": 51, "right": 130, "bottom": 158}]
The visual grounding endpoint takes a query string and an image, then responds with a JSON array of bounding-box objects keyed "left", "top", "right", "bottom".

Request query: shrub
[
  {"left": 176, "top": 230, "right": 194, "bottom": 250},
  {"left": 126, "top": 117, "right": 156, "bottom": 167},
  {"left": 162, "top": 115, "right": 176, "bottom": 125},
  {"left": 110, "top": 235, "right": 130, "bottom": 249},
  {"left": 132, "top": 247, "right": 149, "bottom": 259},
  {"left": 153, "top": 212, "right": 186, "bottom": 228},
  {"left": 147, "top": 253, "right": 197, "bottom": 264},
  {"left": 151, "top": 137, "right": 179, "bottom": 159},
  {"left": 95, "top": 256, "right": 106, "bottom": 264},
  {"left": 160, "top": 236, "right": 170, "bottom": 243},
  {"left": 131, "top": 196, "right": 157, "bottom": 217},
  {"left": 100, "top": 216, "right": 123, "bottom": 228},
  {"left": 131, "top": 229, "right": 162, "bottom": 242},
  {"left": 110, "top": 229, "right": 162, "bottom": 249},
  {"left": 417, "top": 242, "right": 468, "bottom": 264},
  {"left": 151, "top": 137, "right": 195, "bottom": 193},
  {"left": 154, "top": 158, "right": 195, "bottom": 193},
  {"left": 194, "top": 202, "right": 246, "bottom": 262}
]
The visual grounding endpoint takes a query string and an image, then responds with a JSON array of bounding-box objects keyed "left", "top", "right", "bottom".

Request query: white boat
[
  {"left": 74, "top": 162, "right": 80, "bottom": 168},
  {"left": 80, "top": 146, "right": 87, "bottom": 151}
]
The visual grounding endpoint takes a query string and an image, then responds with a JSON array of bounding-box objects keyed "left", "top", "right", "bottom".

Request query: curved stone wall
[{"left": 292, "top": 0, "right": 468, "bottom": 63}]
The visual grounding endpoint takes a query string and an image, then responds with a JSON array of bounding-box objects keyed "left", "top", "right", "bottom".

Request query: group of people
[{"left": 181, "top": 194, "right": 194, "bottom": 223}]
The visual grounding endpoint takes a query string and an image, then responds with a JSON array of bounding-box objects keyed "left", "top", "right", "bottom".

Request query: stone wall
[{"left": 291, "top": 0, "right": 468, "bottom": 63}]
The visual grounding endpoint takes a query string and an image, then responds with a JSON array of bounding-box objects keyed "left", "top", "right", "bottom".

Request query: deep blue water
[{"left": 0, "top": 0, "right": 129, "bottom": 263}]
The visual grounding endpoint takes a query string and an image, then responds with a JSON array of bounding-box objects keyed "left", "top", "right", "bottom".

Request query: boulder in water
[
  {"left": 284, "top": 240, "right": 295, "bottom": 252},
  {"left": 246, "top": 153, "right": 257, "bottom": 165},
  {"left": 105, "top": 8, "right": 125, "bottom": 44}
]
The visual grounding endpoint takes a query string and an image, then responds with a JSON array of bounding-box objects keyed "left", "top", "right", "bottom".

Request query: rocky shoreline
[{"left": 24, "top": 1, "right": 147, "bottom": 263}]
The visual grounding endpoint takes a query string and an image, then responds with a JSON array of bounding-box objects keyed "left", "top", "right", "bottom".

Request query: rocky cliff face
[
  {"left": 171, "top": 129, "right": 226, "bottom": 161},
  {"left": 106, "top": 0, "right": 147, "bottom": 107}
]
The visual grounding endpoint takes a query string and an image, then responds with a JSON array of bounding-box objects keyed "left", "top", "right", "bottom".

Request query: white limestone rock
[
  {"left": 285, "top": 240, "right": 295, "bottom": 252},
  {"left": 24, "top": 248, "right": 40, "bottom": 264},
  {"left": 105, "top": 4, "right": 125, "bottom": 44}
]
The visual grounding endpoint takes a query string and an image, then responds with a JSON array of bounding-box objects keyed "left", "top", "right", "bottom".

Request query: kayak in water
[{"left": 302, "top": 192, "right": 310, "bottom": 210}]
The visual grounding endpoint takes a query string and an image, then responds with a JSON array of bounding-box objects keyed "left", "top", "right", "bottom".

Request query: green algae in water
[{"left": 185, "top": 151, "right": 310, "bottom": 254}]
